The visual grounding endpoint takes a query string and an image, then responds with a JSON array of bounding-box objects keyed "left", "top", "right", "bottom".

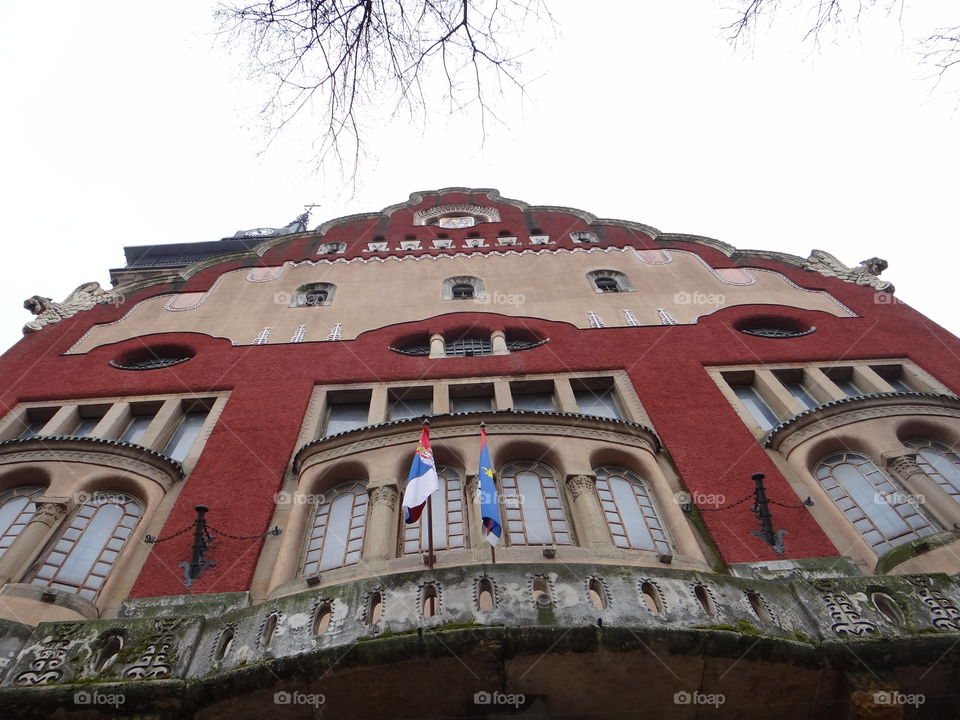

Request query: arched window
[
  {"left": 302, "top": 483, "right": 368, "bottom": 575},
  {"left": 0, "top": 486, "right": 42, "bottom": 558},
  {"left": 586, "top": 270, "right": 634, "bottom": 293},
  {"left": 293, "top": 282, "right": 336, "bottom": 307},
  {"left": 814, "top": 452, "right": 938, "bottom": 554},
  {"left": 401, "top": 466, "right": 466, "bottom": 555},
  {"left": 594, "top": 466, "right": 670, "bottom": 554},
  {"left": 30, "top": 492, "right": 143, "bottom": 600},
  {"left": 903, "top": 438, "right": 960, "bottom": 500},
  {"left": 499, "top": 462, "right": 571, "bottom": 546},
  {"left": 441, "top": 276, "right": 485, "bottom": 301}
]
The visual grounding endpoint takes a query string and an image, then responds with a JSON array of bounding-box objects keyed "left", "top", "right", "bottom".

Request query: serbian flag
[
  {"left": 402, "top": 425, "right": 439, "bottom": 524},
  {"left": 477, "top": 426, "right": 502, "bottom": 546}
]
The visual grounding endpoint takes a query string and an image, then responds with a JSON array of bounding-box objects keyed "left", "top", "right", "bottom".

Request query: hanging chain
[
  {"left": 768, "top": 497, "right": 814, "bottom": 509},
  {"left": 694, "top": 493, "right": 753, "bottom": 512},
  {"left": 206, "top": 524, "right": 283, "bottom": 541},
  {"left": 144, "top": 523, "right": 194, "bottom": 544}
]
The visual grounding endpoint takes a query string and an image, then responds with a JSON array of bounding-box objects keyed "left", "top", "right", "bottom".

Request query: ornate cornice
[
  {"left": 294, "top": 410, "right": 660, "bottom": 475},
  {"left": 765, "top": 393, "right": 960, "bottom": 456},
  {"left": 0, "top": 436, "right": 184, "bottom": 490},
  {"left": 566, "top": 474, "right": 597, "bottom": 499}
]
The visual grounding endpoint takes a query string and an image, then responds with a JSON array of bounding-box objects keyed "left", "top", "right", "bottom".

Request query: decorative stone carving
[
  {"left": 803, "top": 250, "right": 894, "bottom": 292},
  {"left": 13, "top": 631, "right": 74, "bottom": 685},
  {"left": 23, "top": 282, "right": 123, "bottom": 334},
  {"left": 441, "top": 275, "right": 485, "bottom": 301},
  {"left": 30, "top": 499, "right": 68, "bottom": 528},
  {"left": 123, "top": 619, "right": 184, "bottom": 679},
  {"left": 908, "top": 576, "right": 960, "bottom": 631},
  {"left": 566, "top": 474, "right": 597, "bottom": 500},
  {"left": 413, "top": 203, "right": 501, "bottom": 226},
  {"left": 814, "top": 580, "right": 877, "bottom": 636},
  {"left": 369, "top": 486, "right": 398, "bottom": 511},
  {"left": 886, "top": 453, "right": 924, "bottom": 482}
]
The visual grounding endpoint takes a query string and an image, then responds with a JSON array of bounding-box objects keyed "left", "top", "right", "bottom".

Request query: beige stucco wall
[{"left": 70, "top": 247, "right": 852, "bottom": 352}]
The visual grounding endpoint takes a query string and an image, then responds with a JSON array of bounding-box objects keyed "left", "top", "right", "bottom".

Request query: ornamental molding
[
  {"left": 0, "top": 439, "right": 183, "bottom": 491},
  {"left": 23, "top": 282, "right": 124, "bottom": 334},
  {"left": 369, "top": 486, "right": 398, "bottom": 510},
  {"left": 413, "top": 203, "right": 501, "bottom": 225},
  {"left": 296, "top": 413, "right": 660, "bottom": 475},
  {"left": 766, "top": 395, "right": 960, "bottom": 457},
  {"left": 31, "top": 499, "right": 69, "bottom": 528}
]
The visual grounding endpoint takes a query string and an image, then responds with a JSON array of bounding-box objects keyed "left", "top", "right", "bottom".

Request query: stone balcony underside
[{"left": 0, "top": 564, "right": 958, "bottom": 718}]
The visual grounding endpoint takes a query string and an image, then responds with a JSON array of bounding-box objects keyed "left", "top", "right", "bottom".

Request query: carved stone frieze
[
  {"left": 0, "top": 445, "right": 181, "bottom": 491},
  {"left": 30, "top": 499, "right": 68, "bottom": 528},
  {"left": 768, "top": 401, "right": 960, "bottom": 456},
  {"left": 813, "top": 580, "right": 877, "bottom": 636},
  {"left": 298, "top": 421, "right": 657, "bottom": 473},
  {"left": 123, "top": 619, "right": 185, "bottom": 680},
  {"left": 14, "top": 626, "right": 77, "bottom": 686},
  {"left": 23, "top": 282, "right": 123, "bottom": 334},
  {"left": 885, "top": 453, "right": 925, "bottom": 483}
]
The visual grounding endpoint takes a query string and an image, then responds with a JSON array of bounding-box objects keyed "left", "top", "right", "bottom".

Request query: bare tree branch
[{"left": 217, "top": 0, "right": 551, "bottom": 177}]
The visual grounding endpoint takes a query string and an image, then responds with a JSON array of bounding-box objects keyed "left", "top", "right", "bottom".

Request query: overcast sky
[{"left": 1, "top": 1, "right": 957, "bottom": 355}]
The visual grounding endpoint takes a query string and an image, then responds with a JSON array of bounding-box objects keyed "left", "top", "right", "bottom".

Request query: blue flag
[{"left": 478, "top": 426, "right": 502, "bottom": 546}]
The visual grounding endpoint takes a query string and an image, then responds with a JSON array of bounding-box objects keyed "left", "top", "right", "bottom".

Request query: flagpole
[
  {"left": 424, "top": 418, "right": 436, "bottom": 572},
  {"left": 481, "top": 421, "right": 496, "bottom": 565}
]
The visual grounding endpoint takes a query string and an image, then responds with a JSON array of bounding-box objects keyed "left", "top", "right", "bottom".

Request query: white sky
[{"left": 1, "top": 1, "right": 957, "bottom": 354}]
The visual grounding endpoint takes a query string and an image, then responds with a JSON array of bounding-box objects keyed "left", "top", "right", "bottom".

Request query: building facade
[{"left": 0, "top": 188, "right": 958, "bottom": 717}]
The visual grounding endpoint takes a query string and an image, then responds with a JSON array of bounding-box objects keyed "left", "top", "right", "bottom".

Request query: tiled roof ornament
[
  {"left": 803, "top": 250, "right": 894, "bottom": 292},
  {"left": 233, "top": 210, "right": 311, "bottom": 238},
  {"left": 23, "top": 282, "right": 123, "bottom": 334}
]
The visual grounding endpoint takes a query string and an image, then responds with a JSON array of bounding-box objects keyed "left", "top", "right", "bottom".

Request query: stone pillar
[
  {"left": 0, "top": 497, "right": 69, "bottom": 585},
  {"left": 565, "top": 475, "right": 612, "bottom": 549},
  {"left": 885, "top": 452, "right": 960, "bottom": 530},
  {"left": 465, "top": 475, "right": 486, "bottom": 549},
  {"left": 490, "top": 330, "right": 509, "bottom": 356},
  {"left": 362, "top": 481, "right": 400, "bottom": 564},
  {"left": 429, "top": 333, "right": 445, "bottom": 359}
]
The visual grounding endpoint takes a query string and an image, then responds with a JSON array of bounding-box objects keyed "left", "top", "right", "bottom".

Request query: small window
[
  {"left": 318, "top": 242, "right": 346, "bottom": 254},
  {"left": 640, "top": 581, "right": 663, "bottom": 613},
  {"left": 314, "top": 602, "right": 333, "bottom": 635},
  {"left": 824, "top": 368, "right": 862, "bottom": 397},
  {"left": 442, "top": 276, "right": 484, "bottom": 301},
  {"left": 871, "top": 364, "right": 915, "bottom": 392},
  {"left": 477, "top": 578, "right": 496, "bottom": 611},
  {"left": 511, "top": 381, "right": 555, "bottom": 411},
  {"left": 19, "top": 414, "right": 49, "bottom": 439},
  {"left": 323, "top": 392, "right": 370, "bottom": 436},
  {"left": 163, "top": 408, "right": 209, "bottom": 462},
  {"left": 121, "top": 415, "right": 153, "bottom": 444},
  {"left": 293, "top": 283, "right": 335, "bottom": 307},
  {"left": 693, "top": 585, "right": 716, "bottom": 616},
  {"left": 445, "top": 337, "right": 492, "bottom": 357},
  {"left": 438, "top": 215, "right": 476, "bottom": 229},
  {"left": 595, "top": 277, "right": 619, "bottom": 293},
  {"left": 422, "top": 584, "right": 439, "bottom": 617},
  {"left": 588, "top": 579, "right": 607, "bottom": 609},
  {"left": 730, "top": 382, "right": 778, "bottom": 431},
  {"left": 366, "top": 591, "right": 383, "bottom": 624},
  {"left": 450, "top": 384, "right": 494, "bottom": 413},
  {"left": 388, "top": 388, "right": 433, "bottom": 421},
  {"left": 452, "top": 283, "right": 474, "bottom": 299},
  {"left": 571, "top": 378, "right": 622, "bottom": 420},
  {"left": 773, "top": 370, "right": 818, "bottom": 411},
  {"left": 571, "top": 231, "right": 599, "bottom": 243}
]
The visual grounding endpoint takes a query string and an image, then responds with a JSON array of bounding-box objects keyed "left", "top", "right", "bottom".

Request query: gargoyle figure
[
  {"left": 803, "top": 250, "right": 894, "bottom": 293},
  {"left": 23, "top": 281, "right": 122, "bottom": 334}
]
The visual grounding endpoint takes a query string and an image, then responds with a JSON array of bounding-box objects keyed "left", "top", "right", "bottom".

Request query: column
[
  {"left": 465, "top": 475, "right": 486, "bottom": 550},
  {"left": 565, "top": 474, "right": 613, "bottom": 549},
  {"left": 362, "top": 481, "right": 400, "bottom": 564},
  {"left": 885, "top": 452, "right": 960, "bottom": 530},
  {"left": 0, "top": 497, "right": 69, "bottom": 585},
  {"left": 490, "top": 330, "right": 509, "bottom": 356},
  {"left": 429, "top": 333, "right": 445, "bottom": 359}
]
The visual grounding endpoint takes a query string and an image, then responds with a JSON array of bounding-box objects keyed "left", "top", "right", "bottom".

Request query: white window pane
[
  {"left": 325, "top": 404, "right": 369, "bottom": 435},
  {"left": 574, "top": 390, "right": 621, "bottom": 420},
  {"left": 513, "top": 394, "right": 555, "bottom": 411},
  {"left": 732, "top": 385, "right": 778, "bottom": 430},
  {"left": 388, "top": 398, "right": 432, "bottom": 421},
  {"left": 164, "top": 411, "right": 208, "bottom": 461},
  {"left": 121, "top": 415, "right": 152, "bottom": 444}
]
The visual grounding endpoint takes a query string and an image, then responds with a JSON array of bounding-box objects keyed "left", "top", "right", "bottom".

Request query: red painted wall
[{"left": 2, "top": 191, "right": 957, "bottom": 597}]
